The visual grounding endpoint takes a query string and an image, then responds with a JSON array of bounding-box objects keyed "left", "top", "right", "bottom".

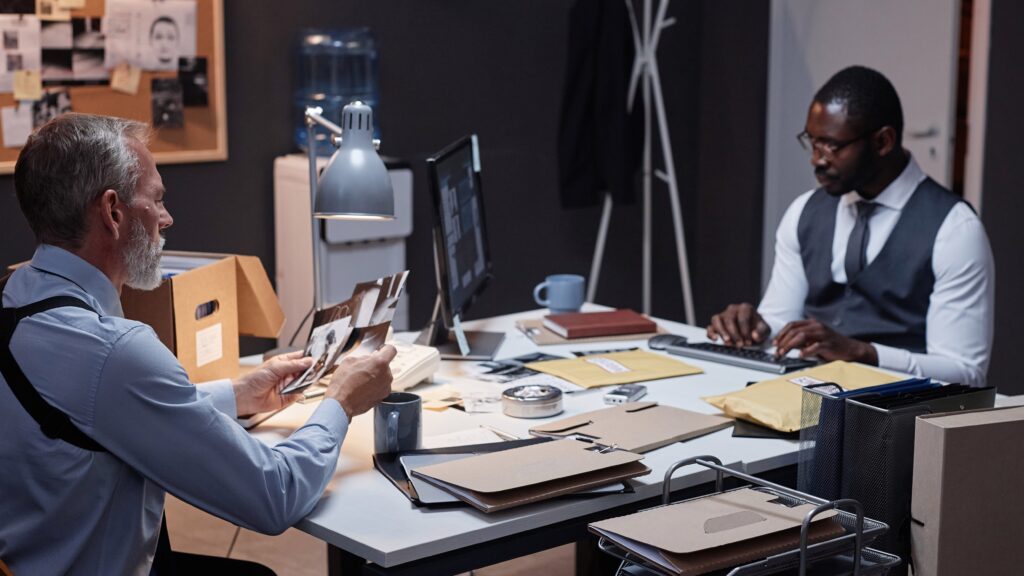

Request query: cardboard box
[
  {"left": 120, "top": 251, "right": 284, "bottom": 382},
  {"left": 910, "top": 406, "right": 1024, "bottom": 576}
]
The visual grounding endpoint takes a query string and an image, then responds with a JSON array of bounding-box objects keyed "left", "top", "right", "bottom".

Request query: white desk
[{"left": 251, "top": 309, "right": 802, "bottom": 573}]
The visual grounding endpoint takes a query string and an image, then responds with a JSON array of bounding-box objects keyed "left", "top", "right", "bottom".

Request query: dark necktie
[{"left": 844, "top": 201, "right": 878, "bottom": 282}]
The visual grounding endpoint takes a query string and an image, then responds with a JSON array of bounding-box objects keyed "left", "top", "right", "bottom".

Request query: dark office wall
[
  {"left": 980, "top": 0, "right": 1024, "bottom": 394},
  {"left": 0, "top": 1, "right": 769, "bottom": 346}
]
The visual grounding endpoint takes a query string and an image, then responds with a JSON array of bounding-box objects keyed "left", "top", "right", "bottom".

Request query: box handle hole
[{"left": 195, "top": 300, "right": 219, "bottom": 320}]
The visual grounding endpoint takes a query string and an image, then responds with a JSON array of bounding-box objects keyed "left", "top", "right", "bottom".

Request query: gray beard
[{"left": 123, "top": 217, "right": 165, "bottom": 290}]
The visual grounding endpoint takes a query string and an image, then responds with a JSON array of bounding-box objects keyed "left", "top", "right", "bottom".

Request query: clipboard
[
  {"left": 530, "top": 402, "right": 733, "bottom": 453},
  {"left": 409, "top": 439, "right": 651, "bottom": 513}
]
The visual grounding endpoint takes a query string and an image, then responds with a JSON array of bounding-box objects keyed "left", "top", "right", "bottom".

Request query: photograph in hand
[
  {"left": 282, "top": 270, "right": 409, "bottom": 395},
  {"left": 280, "top": 316, "right": 352, "bottom": 395}
]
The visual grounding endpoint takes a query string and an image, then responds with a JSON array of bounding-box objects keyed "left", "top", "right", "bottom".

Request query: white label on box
[
  {"left": 584, "top": 357, "right": 631, "bottom": 373},
  {"left": 790, "top": 376, "right": 825, "bottom": 387},
  {"left": 195, "top": 323, "right": 223, "bottom": 367}
]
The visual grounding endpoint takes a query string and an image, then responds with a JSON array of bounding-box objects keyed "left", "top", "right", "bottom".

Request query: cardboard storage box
[
  {"left": 910, "top": 405, "right": 1024, "bottom": 576},
  {"left": 120, "top": 251, "right": 285, "bottom": 382}
]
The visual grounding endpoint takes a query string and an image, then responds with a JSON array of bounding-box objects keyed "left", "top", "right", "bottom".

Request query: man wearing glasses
[{"left": 707, "top": 66, "right": 993, "bottom": 386}]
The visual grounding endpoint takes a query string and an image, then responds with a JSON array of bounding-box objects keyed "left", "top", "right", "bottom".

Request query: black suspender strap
[{"left": 0, "top": 274, "right": 107, "bottom": 453}]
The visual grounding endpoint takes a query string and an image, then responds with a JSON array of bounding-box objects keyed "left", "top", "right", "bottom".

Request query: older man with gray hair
[{"left": 0, "top": 113, "right": 397, "bottom": 575}]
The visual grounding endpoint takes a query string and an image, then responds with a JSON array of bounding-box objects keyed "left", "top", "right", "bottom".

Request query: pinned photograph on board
[
  {"left": 0, "top": 14, "right": 40, "bottom": 92},
  {"left": 105, "top": 0, "right": 196, "bottom": 72},
  {"left": 40, "top": 48, "right": 70, "bottom": 81},
  {"left": 71, "top": 17, "right": 102, "bottom": 49},
  {"left": 40, "top": 19, "right": 71, "bottom": 82},
  {"left": 32, "top": 87, "right": 71, "bottom": 128},
  {"left": 0, "top": 0, "right": 33, "bottom": 13},
  {"left": 178, "top": 56, "right": 207, "bottom": 106},
  {"left": 151, "top": 77, "right": 184, "bottom": 128}
]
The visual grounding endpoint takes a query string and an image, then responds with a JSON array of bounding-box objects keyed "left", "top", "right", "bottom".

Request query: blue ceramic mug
[{"left": 533, "top": 274, "right": 585, "bottom": 314}]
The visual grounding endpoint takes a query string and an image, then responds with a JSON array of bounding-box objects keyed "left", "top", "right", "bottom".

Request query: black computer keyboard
[{"left": 647, "top": 334, "right": 817, "bottom": 374}]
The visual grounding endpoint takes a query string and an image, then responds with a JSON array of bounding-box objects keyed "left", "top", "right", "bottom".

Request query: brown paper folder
[
  {"left": 410, "top": 439, "right": 650, "bottom": 513},
  {"left": 530, "top": 402, "right": 733, "bottom": 453},
  {"left": 590, "top": 488, "right": 843, "bottom": 575}
]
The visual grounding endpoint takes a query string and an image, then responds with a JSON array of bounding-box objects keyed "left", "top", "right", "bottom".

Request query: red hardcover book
[{"left": 542, "top": 309, "right": 657, "bottom": 339}]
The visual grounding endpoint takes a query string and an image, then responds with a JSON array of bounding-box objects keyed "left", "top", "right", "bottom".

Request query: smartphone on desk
[{"left": 604, "top": 384, "right": 648, "bottom": 405}]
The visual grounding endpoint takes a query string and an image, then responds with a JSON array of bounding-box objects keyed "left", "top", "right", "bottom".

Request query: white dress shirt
[{"left": 758, "top": 156, "right": 995, "bottom": 386}]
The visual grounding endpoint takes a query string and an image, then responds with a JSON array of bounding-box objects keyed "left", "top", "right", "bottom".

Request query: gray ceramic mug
[{"left": 373, "top": 392, "right": 422, "bottom": 454}]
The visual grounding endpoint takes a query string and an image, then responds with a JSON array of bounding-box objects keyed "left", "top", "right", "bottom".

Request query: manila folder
[
  {"left": 410, "top": 439, "right": 649, "bottom": 513},
  {"left": 530, "top": 402, "right": 733, "bottom": 453}
]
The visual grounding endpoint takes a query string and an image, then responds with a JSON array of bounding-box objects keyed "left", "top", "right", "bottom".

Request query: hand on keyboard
[
  {"left": 772, "top": 318, "right": 879, "bottom": 365},
  {"left": 707, "top": 303, "right": 772, "bottom": 348},
  {"left": 648, "top": 334, "right": 817, "bottom": 374}
]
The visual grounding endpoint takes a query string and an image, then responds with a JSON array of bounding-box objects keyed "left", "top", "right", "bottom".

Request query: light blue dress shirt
[{"left": 0, "top": 245, "right": 349, "bottom": 575}]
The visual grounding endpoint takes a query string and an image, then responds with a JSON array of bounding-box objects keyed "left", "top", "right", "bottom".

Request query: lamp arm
[
  {"left": 306, "top": 115, "right": 325, "bottom": 311},
  {"left": 305, "top": 106, "right": 344, "bottom": 136}
]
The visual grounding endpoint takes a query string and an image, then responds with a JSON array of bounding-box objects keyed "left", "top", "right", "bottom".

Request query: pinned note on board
[
  {"left": 13, "top": 69, "right": 42, "bottom": 101},
  {"left": 110, "top": 62, "right": 141, "bottom": 95},
  {"left": 1, "top": 105, "right": 33, "bottom": 148}
]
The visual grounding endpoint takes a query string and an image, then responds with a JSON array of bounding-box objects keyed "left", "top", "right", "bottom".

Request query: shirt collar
[
  {"left": 29, "top": 244, "right": 124, "bottom": 317},
  {"left": 841, "top": 154, "right": 927, "bottom": 211}
]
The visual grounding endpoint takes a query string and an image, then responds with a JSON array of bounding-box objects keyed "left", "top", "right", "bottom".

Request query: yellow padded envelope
[
  {"left": 702, "top": 361, "right": 902, "bottom": 432},
  {"left": 525, "top": 349, "right": 702, "bottom": 388}
]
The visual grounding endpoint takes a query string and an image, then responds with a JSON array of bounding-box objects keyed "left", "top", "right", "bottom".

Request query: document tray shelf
[{"left": 593, "top": 456, "right": 899, "bottom": 576}]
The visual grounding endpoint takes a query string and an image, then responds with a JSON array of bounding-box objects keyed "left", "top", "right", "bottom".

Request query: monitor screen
[{"left": 427, "top": 134, "right": 492, "bottom": 322}]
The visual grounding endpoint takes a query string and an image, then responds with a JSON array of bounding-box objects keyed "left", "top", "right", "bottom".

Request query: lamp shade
[{"left": 314, "top": 101, "right": 394, "bottom": 220}]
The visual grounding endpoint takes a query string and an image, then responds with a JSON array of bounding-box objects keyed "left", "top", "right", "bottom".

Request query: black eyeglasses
[{"left": 796, "top": 130, "right": 869, "bottom": 157}]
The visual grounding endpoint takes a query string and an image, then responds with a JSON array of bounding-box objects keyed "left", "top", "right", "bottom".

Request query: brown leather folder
[
  {"left": 589, "top": 488, "right": 844, "bottom": 575},
  {"left": 409, "top": 439, "right": 650, "bottom": 513},
  {"left": 530, "top": 402, "right": 733, "bottom": 453}
]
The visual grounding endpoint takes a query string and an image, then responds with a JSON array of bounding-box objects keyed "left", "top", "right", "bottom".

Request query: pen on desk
[{"left": 479, "top": 424, "right": 520, "bottom": 441}]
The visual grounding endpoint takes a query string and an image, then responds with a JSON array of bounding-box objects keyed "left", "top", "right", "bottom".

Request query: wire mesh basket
[{"left": 593, "top": 456, "right": 900, "bottom": 576}]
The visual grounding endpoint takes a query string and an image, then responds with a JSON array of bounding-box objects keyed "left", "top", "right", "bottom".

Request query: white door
[{"left": 762, "top": 0, "right": 961, "bottom": 286}]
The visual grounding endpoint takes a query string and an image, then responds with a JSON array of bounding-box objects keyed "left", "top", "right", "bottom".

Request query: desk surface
[{"left": 251, "top": 308, "right": 801, "bottom": 568}]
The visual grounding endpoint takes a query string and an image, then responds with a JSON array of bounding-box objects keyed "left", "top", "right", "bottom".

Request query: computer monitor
[{"left": 416, "top": 134, "right": 505, "bottom": 359}]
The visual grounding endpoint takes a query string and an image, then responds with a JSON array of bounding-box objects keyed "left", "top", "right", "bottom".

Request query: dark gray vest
[{"left": 797, "top": 178, "right": 962, "bottom": 353}]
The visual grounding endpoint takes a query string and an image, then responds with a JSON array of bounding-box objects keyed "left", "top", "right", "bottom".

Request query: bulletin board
[{"left": 0, "top": 0, "right": 226, "bottom": 174}]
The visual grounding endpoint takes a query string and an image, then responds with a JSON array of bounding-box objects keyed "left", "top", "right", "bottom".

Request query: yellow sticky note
[
  {"left": 526, "top": 349, "right": 702, "bottom": 388},
  {"left": 13, "top": 70, "right": 42, "bottom": 101},
  {"left": 56, "top": 0, "right": 86, "bottom": 8},
  {"left": 37, "top": 0, "right": 72, "bottom": 21},
  {"left": 110, "top": 63, "right": 142, "bottom": 95}
]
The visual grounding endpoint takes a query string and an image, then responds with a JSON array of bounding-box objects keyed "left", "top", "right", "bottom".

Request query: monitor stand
[{"left": 415, "top": 295, "right": 505, "bottom": 360}]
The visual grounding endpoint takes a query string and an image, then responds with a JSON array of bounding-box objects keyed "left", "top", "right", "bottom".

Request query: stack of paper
[{"left": 590, "top": 488, "right": 845, "bottom": 575}]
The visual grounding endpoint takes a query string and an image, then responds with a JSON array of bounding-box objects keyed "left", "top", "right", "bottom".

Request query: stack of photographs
[{"left": 281, "top": 271, "right": 409, "bottom": 395}]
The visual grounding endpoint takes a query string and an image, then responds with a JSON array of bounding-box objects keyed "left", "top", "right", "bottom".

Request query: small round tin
[{"left": 501, "top": 384, "right": 564, "bottom": 419}]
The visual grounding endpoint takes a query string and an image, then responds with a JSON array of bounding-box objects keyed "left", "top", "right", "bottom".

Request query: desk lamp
[{"left": 304, "top": 101, "right": 394, "bottom": 310}]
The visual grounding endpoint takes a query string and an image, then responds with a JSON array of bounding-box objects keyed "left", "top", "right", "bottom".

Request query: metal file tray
[{"left": 593, "top": 456, "right": 898, "bottom": 576}]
